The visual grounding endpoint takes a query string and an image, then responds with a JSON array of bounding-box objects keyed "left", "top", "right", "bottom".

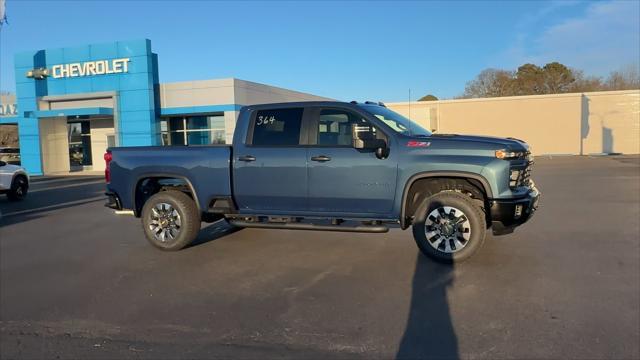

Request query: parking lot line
[
  {"left": 30, "top": 180, "right": 105, "bottom": 193},
  {"left": 30, "top": 176, "right": 102, "bottom": 185}
]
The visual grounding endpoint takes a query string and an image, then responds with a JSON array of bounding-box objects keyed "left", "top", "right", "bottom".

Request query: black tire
[
  {"left": 141, "top": 190, "right": 201, "bottom": 251},
  {"left": 7, "top": 175, "right": 28, "bottom": 201},
  {"left": 412, "top": 191, "right": 486, "bottom": 263}
]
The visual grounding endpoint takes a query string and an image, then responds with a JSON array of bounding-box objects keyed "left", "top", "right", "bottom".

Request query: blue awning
[
  {"left": 0, "top": 116, "right": 19, "bottom": 124},
  {"left": 160, "top": 104, "right": 242, "bottom": 116}
]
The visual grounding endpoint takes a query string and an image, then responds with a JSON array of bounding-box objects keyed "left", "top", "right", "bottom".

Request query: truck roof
[{"left": 242, "top": 100, "right": 385, "bottom": 111}]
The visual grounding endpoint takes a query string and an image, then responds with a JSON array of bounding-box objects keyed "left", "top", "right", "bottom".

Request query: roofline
[
  {"left": 386, "top": 89, "right": 640, "bottom": 105},
  {"left": 242, "top": 100, "right": 352, "bottom": 109}
]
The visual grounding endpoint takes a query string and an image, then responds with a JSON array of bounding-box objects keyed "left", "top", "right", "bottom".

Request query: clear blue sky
[{"left": 0, "top": 0, "right": 638, "bottom": 101}]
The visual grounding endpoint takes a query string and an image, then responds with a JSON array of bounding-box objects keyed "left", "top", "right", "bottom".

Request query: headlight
[{"left": 495, "top": 149, "right": 526, "bottom": 160}]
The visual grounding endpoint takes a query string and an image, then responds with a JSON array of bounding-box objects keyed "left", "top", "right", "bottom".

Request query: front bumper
[{"left": 490, "top": 185, "right": 540, "bottom": 235}]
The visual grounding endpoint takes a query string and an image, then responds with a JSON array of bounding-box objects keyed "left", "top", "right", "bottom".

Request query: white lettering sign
[
  {"left": 51, "top": 58, "right": 130, "bottom": 79},
  {"left": 0, "top": 103, "right": 17, "bottom": 117}
]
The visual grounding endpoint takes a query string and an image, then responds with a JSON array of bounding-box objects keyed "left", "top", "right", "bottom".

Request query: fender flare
[
  {"left": 132, "top": 173, "right": 201, "bottom": 216},
  {"left": 399, "top": 171, "right": 493, "bottom": 229}
]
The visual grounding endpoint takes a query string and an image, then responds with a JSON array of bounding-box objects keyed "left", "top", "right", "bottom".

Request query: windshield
[{"left": 360, "top": 105, "right": 432, "bottom": 137}]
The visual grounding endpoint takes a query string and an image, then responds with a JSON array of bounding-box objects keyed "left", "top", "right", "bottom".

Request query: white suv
[{"left": 0, "top": 161, "right": 29, "bottom": 201}]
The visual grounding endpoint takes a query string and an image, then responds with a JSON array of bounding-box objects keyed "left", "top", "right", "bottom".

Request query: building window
[{"left": 161, "top": 114, "right": 226, "bottom": 145}]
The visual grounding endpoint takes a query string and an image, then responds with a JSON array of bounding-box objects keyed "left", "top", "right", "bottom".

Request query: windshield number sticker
[{"left": 256, "top": 115, "right": 276, "bottom": 126}]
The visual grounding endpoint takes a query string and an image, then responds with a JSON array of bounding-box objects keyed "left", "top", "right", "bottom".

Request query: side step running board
[{"left": 229, "top": 220, "right": 389, "bottom": 233}]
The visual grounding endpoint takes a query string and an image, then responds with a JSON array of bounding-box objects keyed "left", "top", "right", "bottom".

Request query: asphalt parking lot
[{"left": 1, "top": 156, "right": 639, "bottom": 359}]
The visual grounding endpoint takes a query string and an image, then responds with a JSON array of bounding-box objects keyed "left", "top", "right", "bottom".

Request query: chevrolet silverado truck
[{"left": 105, "top": 101, "right": 539, "bottom": 262}]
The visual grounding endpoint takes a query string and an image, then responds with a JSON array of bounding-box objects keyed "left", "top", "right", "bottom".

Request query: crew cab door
[
  {"left": 233, "top": 107, "right": 309, "bottom": 212},
  {"left": 306, "top": 107, "right": 397, "bottom": 216}
]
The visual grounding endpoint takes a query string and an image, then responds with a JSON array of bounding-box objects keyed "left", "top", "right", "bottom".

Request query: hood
[
  {"left": 0, "top": 163, "right": 24, "bottom": 172},
  {"left": 428, "top": 133, "right": 529, "bottom": 151}
]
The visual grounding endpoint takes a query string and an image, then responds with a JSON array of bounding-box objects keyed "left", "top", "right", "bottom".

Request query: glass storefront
[
  {"left": 161, "top": 114, "right": 226, "bottom": 145},
  {"left": 67, "top": 121, "right": 92, "bottom": 168},
  {"left": 0, "top": 124, "right": 20, "bottom": 165}
]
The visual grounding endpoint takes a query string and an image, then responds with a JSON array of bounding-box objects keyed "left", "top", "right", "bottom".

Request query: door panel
[
  {"left": 307, "top": 147, "right": 397, "bottom": 214},
  {"left": 233, "top": 148, "right": 308, "bottom": 212},
  {"left": 307, "top": 107, "right": 397, "bottom": 215}
]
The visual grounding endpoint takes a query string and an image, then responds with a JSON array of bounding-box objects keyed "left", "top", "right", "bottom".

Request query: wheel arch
[
  {"left": 132, "top": 173, "right": 201, "bottom": 217},
  {"left": 400, "top": 171, "right": 493, "bottom": 229},
  {"left": 12, "top": 171, "right": 28, "bottom": 183}
]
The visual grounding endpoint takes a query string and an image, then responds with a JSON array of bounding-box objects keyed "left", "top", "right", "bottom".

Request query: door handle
[
  {"left": 238, "top": 155, "right": 256, "bottom": 162},
  {"left": 311, "top": 155, "right": 331, "bottom": 162}
]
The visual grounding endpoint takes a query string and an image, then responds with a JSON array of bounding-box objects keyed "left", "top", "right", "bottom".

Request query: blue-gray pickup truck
[{"left": 105, "top": 101, "right": 539, "bottom": 262}]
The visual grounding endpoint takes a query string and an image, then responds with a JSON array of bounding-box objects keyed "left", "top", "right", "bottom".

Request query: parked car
[
  {"left": 0, "top": 160, "right": 29, "bottom": 201},
  {"left": 0, "top": 147, "right": 21, "bottom": 165},
  {"left": 105, "top": 101, "right": 539, "bottom": 263}
]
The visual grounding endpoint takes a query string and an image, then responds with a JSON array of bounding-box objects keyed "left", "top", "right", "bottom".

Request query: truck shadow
[
  {"left": 0, "top": 177, "right": 105, "bottom": 227},
  {"left": 0, "top": 197, "right": 103, "bottom": 227},
  {"left": 397, "top": 254, "right": 459, "bottom": 359},
  {"left": 187, "top": 220, "right": 244, "bottom": 248}
]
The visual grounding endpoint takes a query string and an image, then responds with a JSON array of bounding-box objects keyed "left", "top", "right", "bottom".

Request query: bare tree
[
  {"left": 568, "top": 69, "right": 605, "bottom": 93},
  {"left": 606, "top": 64, "right": 640, "bottom": 90},
  {"left": 462, "top": 69, "right": 515, "bottom": 98}
]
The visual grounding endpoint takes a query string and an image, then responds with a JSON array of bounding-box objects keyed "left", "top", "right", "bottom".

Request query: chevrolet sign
[
  {"left": 26, "top": 58, "right": 131, "bottom": 79},
  {"left": 0, "top": 103, "right": 17, "bottom": 117}
]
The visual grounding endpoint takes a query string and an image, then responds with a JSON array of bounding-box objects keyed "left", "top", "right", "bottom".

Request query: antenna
[{"left": 408, "top": 88, "right": 411, "bottom": 120}]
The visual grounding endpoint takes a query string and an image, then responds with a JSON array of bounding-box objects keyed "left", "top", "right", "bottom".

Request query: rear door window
[{"left": 251, "top": 108, "right": 304, "bottom": 146}]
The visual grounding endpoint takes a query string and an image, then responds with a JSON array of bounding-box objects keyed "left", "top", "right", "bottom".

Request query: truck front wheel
[
  {"left": 412, "top": 192, "right": 486, "bottom": 263},
  {"left": 141, "top": 190, "right": 201, "bottom": 251}
]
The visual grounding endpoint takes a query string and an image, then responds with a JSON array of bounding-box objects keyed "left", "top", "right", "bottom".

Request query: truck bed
[{"left": 108, "top": 145, "right": 232, "bottom": 212}]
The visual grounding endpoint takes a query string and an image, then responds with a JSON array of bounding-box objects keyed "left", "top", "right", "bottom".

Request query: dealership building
[{"left": 0, "top": 39, "right": 330, "bottom": 175}]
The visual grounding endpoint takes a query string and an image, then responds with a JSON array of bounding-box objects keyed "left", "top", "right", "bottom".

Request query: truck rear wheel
[
  {"left": 412, "top": 191, "right": 486, "bottom": 263},
  {"left": 141, "top": 190, "right": 201, "bottom": 251}
]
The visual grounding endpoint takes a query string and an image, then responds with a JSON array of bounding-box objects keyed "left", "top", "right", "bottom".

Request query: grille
[
  {"left": 518, "top": 162, "right": 533, "bottom": 187},
  {"left": 510, "top": 155, "right": 534, "bottom": 188}
]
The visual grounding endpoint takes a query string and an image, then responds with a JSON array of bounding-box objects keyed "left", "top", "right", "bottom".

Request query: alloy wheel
[
  {"left": 424, "top": 206, "right": 471, "bottom": 253},
  {"left": 148, "top": 202, "right": 182, "bottom": 242},
  {"left": 15, "top": 179, "right": 26, "bottom": 197}
]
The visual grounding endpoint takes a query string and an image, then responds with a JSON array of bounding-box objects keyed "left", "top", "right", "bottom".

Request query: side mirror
[
  {"left": 353, "top": 138, "right": 387, "bottom": 150},
  {"left": 0, "top": 161, "right": 6, "bottom": 167},
  {"left": 351, "top": 123, "right": 389, "bottom": 159}
]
